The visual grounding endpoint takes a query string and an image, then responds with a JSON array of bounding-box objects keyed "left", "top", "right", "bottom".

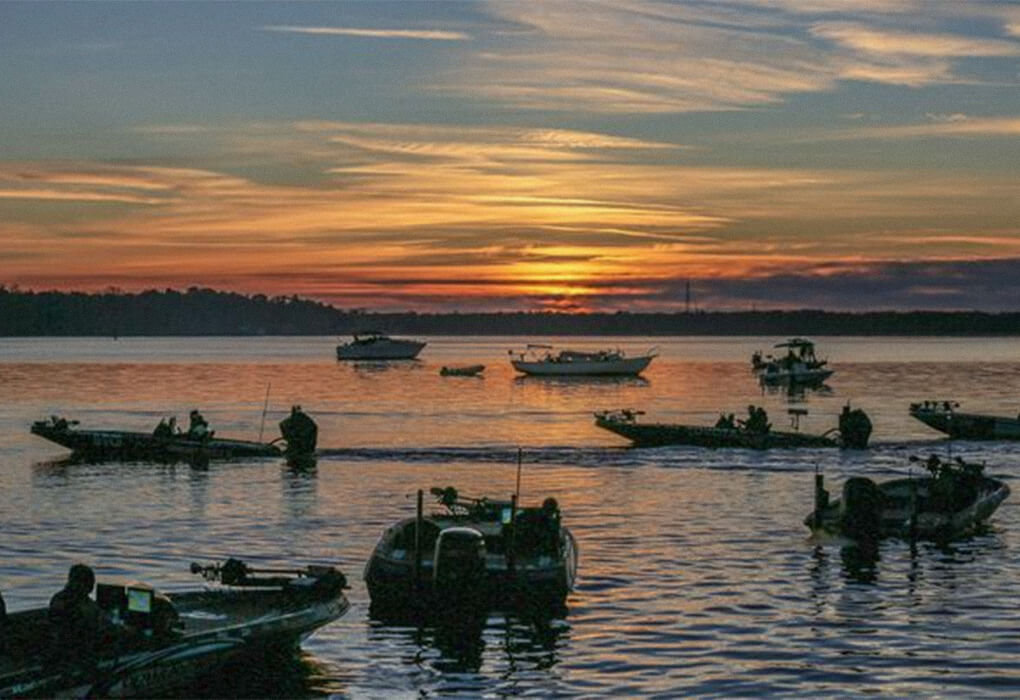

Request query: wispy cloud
[
  {"left": 3, "top": 118, "right": 1019, "bottom": 309},
  {"left": 261, "top": 25, "right": 470, "bottom": 41},
  {"left": 798, "top": 115, "right": 1020, "bottom": 140},
  {"left": 811, "top": 22, "right": 1020, "bottom": 58},
  {"left": 131, "top": 124, "right": 212, "bottom": 135},
  {"left": 429, "top": 1, "right": 1020, "bottom": 112}
]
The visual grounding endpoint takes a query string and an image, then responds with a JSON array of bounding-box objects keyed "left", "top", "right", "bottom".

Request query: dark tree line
[{"left": 1, "top": 286, "right": 1019, "bottom": 336}]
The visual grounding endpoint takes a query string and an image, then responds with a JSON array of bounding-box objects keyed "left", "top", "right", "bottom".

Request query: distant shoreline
[{"left": 2, "top": 287, "right": 1019, "bottom": 336}]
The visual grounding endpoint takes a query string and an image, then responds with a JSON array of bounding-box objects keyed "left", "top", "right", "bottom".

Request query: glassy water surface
[{"left": 2, "top": 336, "right": 1019, "bottom": 696}]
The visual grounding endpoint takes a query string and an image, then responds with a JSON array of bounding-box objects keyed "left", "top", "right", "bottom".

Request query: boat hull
[
  {"left": 30, "top": 422, "right": 282, "bottom": 461},
  {"left": 910, "top": 407, "right": 1020, "bottom": 440},
  {"left": 0, "top": 580, "right": 349, "bottom": 698},
  {"left": 511, "top": 355, "right": 652, "bottom": 376},
  {"left": 336, "top": 339, "right": 425, "bottom": 360},
  {"left": 594, "top": 415, "right": 839, "bottom": 449}
]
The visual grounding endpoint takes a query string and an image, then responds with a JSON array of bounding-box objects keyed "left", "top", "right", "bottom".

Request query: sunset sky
[{"left": 1, "top": 1, "right": 1018, "bottom": 311}]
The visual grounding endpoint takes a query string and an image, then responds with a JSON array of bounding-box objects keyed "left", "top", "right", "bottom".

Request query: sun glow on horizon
[{"left": 1, "top": 1, "right": 1019, "bottom": 310}]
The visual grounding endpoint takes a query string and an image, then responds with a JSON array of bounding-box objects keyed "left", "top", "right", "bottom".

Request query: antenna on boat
[{"left": 258, "top": 382, "right": 272, "bottom": 442}]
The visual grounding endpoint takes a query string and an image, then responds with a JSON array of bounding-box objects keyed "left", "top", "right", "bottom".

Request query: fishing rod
[{"left": 257, "top": 381, "right": 271, "bottom": 442}]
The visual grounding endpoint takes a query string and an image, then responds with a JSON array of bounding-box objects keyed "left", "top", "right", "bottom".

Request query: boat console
[{"left": 96, "top": 582, "right": 164, "bottom": 634}]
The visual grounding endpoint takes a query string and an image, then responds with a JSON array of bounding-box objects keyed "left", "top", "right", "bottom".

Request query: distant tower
[{"left": 685, "top": 280, "right": 691, "bottom": 314}]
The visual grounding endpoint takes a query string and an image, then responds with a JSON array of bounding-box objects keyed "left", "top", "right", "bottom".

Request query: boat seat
[
  {"left": 505, "top": 510, "right": 559, "bottom": 557},
  {"left": 1, "top": 610, "right": 52, "bottom": 664}
]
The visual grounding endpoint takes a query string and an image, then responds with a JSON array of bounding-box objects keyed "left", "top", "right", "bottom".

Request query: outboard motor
[
  {"left": 279, "top": 406, "right": 318, "bottom": 457},
  {"left": 839, "top": 406, "right": 873, "bottom": 449},
  {"left": 840, "top": 477, "right": 886, "bottom": 540},
  {"left": 433, "top": 527, "right": 486, "bottom": 604}
]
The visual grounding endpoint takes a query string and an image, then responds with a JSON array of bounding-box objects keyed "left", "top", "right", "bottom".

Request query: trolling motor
[
  {"left": 190, "top": 558, "right": 347, "bottom": 589},
  {"left": 429, "top": 486, "right": 495, "bottom": 516}
]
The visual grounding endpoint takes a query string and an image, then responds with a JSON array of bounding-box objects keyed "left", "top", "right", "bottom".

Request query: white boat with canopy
[
  {"left": 336, "top": 332, "right": 426, "bottom": 360},
  {"left": 509, "top": 344, "right": 656, "bottom": 376}
]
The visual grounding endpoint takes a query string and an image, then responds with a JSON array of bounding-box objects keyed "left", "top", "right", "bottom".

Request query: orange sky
[{"left": 2, "top": 2, "right": 1018, "bottom": 310}]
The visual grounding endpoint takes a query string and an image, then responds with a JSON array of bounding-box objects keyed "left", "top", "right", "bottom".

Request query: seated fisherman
[
  {"left": 740, "top": 405, "right": 771, "bottom": 434},
  {"left": 48, "top": 564, "right": 107, "bottom": 664},
  {"left": 187, "top": 410, "right": 212, "bottom": 440}
]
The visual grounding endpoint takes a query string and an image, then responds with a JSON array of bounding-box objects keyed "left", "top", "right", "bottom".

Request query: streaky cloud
[
  {"left": 811, "top": 22, "right": 1020, "bottom": 57},
  {"left": 261, "top": 25, "right": 470, "bottom": 41},
  {"left": 795, "top": 116, "right": 1020, "bottom": 141}
]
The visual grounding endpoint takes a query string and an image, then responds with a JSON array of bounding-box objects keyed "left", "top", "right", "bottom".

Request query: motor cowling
[
  {"left": 432, "top": 527, "right": 486, "bottom": 600},
  {"left": 840, "top": 477, "right": 886, "bottom": 540}
]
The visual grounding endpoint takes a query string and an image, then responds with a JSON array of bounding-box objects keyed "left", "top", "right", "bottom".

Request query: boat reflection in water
[{"left": 367, "top": 605, "right": 569, "bottom": 677}]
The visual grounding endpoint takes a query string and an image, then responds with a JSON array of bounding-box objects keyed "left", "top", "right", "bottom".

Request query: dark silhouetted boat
[
  {"left": 30, "top": 416, "right": 283, "bottom": 462},
  {"left": 910, "top": 400, "right": 1020, "bottom": 440},
  {"left": 806, "top": 455, "right": 1010, "bottom": 541},
  {"left": 336, "top": 332, "right": 426, "bottom": 360},
  {"left": 364, "top": 487, "right": 577, "bottom": 613},
  {"left": 0, "top": 559, "right": 349, "bottom": 698},
  {"left": 594, "top": 405, "right": 872, "bottom": 449}
]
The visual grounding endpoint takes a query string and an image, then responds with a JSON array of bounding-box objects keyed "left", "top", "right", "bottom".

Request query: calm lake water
[{"left": 2, "top": 336, "right": 1020, "bottom": 697}]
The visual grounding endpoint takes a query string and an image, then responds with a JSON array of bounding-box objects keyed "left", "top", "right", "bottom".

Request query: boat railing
[
  {"left": 190, "top": 558, "right": 346, "bottom": 589},
  {"left": 911, "top": 400, "right": 960, "bottom": 414}
]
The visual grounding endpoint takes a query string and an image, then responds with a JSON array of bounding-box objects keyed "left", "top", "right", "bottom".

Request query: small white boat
[
  {"left": 509, "top": 345, "right": 656, "bottom": 377},
  {"left": 757, "top": 338, "right": 833, "bottom": 385},
  {"left": 336, "top": 332, "right": 426, "bottom": 360}
]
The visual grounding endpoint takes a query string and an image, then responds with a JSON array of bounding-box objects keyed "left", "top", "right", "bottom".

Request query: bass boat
[
  {"left": 364, "top": 487, "right": 578, "bottom": 613},
  {"left": 509, "top": 345, "right": 656, "bottom": 377},
  {"left": 910, "top": 400, "right": 1020, "bottom": 440},
  {"left": 31, "top": 416, "right": 282, "bottom": 462},
  {"left": 806, "top": 455, "right": 1010, "bottom": 541},
  {"left": 336, "top": 332, "right": 426, "bottom": 360},
  {"left": 31, "top": 407, "right": 319, "bottom": 464},
  {"left": 0, "top": 559, "right": 349, "bottom": 698},
  {"left": 594, "top": 405, "right": 872, "bottom": 449}
]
